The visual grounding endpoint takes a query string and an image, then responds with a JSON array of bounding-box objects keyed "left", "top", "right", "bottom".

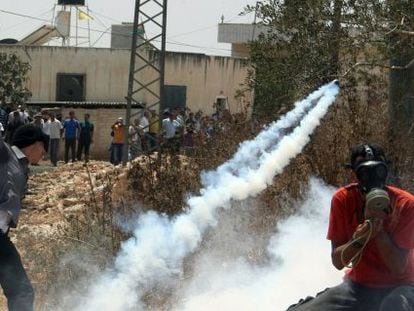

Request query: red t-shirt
[{"left": 327, "top": 183, "right": 414, "bottom": 287}]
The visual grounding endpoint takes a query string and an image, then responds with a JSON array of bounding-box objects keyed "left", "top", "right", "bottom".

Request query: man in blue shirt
[
  {"left": 63, "top": 111, "right": 80, "bottom": 164},
  {"left": 0, "top": 124, "right": 47, "bottom": 311}
]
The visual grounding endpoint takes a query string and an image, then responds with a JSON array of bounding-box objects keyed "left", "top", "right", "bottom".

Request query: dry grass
[{"left": 9, "top": 73, "right": 414, "bottom": 310}]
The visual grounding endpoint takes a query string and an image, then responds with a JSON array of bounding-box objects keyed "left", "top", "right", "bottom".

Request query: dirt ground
[{"left": 0, "top": 160, "right": 125, "bottom": 309}]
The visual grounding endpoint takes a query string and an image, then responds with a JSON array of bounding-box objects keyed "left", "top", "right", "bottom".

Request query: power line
[
  {"left": 88, "top": 9, "right": 123, "bottom": 24},
  {"left": 0, "top": 7, "right": 54, "bottom": 33},
  {"left": 169, "top": 12, "right": 249, "bottom": 39},
  {"left": 0, "top": 8, "right": 234, "bottom": 53},
  {"left": 167, "top": 38, "right": 232, "bottom": 52}
]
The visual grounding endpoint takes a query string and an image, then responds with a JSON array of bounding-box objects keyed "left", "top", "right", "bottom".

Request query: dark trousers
[
  {"left": 148, "top": 132, "right": 158, "bottom": 150},
  {"left": 64, "top": 138, "right": 76, "bottom": 163},
  {"left": 77, "top": 139, "right": 91, "bottom": 162},
  {"left": 49, "top": 138, "right": 60, "bottom": 166},
  {"left": 43, "top": 135, "right": 50, "bottom": 153},
  {"left": 111, "top": 143, "right": 124, "bottom": 165},
  {"left": 0, "top": 232, "right": 34, "bottom": 311},
  {"left": 288, "top": 279, "right": 414, "bottom": 311}
]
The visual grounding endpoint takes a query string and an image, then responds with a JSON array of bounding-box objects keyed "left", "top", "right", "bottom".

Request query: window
[
  {"left": 163, "top": 85, "right": 187, "bottom": 112},
  {"left": 56, "top": 73, "right": 85, "bottom": 101}
]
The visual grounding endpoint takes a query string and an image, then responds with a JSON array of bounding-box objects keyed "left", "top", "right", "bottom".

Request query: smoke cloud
[
  {"left": 73, "top": 81, "right": 340, "bottom": 311},
  {"left": 175, "top": 178, "right": 343, "bottom": 311}
]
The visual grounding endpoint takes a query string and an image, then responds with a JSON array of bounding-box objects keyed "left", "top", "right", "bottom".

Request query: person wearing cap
[
  {"left": 288, "top": 144, "right": 414, "bottom": 311},
  {"left": 110, "top": 117, "right": 126, "bottom": 165},
  {"left": 0, "top": 124, "right": 47, "bottom": 311}
]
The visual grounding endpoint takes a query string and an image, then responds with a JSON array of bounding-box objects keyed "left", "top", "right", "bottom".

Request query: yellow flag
[{"left": 78, "top": 10, "right": 94, "bottom": 20}]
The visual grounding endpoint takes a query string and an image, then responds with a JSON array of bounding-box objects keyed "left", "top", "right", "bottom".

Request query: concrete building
[
  {"left": 0, "top": 45, "right": 251, "bottom": 159},
  {"left": 218, "top": 23, "right": 269, "bottom": 58}
]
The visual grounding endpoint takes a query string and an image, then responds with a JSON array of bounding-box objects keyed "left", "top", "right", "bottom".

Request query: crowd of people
[
  {"left": 109, "top": 106, "right": 234, "bottom": 164},
  {"left": 0, "top": 106, "right": 94, "bottom": 166},
  {"left": 3, "top": 100, "right": 414, "bottom": 311},
  {"left": 0, "top": 101, "right": 234, "bottom": 166}
]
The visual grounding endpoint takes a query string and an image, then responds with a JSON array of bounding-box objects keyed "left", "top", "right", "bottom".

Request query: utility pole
[
  {"left": 251, "top": 1, "right": 259, "bottom": 42},
  {"left": 123, "top": 0, "right": 168, "bottom": 166}
]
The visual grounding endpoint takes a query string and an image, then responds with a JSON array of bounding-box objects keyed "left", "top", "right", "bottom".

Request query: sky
[{"left": 0, "top": 0, "right": 257, "bottom": 56}]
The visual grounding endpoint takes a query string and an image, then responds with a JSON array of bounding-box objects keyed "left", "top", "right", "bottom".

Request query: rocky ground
[
  {"left": 21, "top": 161, "right": 121, "bottom": 231},
  {"left": 0, "top": 160, "right": 129, "bottom": 309}
]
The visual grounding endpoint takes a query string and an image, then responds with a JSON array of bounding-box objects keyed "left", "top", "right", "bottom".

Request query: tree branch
[
  {"left": 391, "top": 58, "right": 414, "bottom": 70},
  {"left": 398, "top": 30, "right": 414, "bottom": 36},
  {"left": 336, "top": 58, "right": 414, "bottom": 78},
  {"left": 337, "top": 61, "right": 389, "bottom": 78}
]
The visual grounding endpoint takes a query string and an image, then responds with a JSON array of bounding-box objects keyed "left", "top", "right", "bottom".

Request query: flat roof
[{"left": 218, "top": 23, "right": 269, "bottom": 44}]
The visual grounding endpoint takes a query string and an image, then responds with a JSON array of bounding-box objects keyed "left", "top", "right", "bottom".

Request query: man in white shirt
[
  {"left": 8, "top": 105, "right": 30, "bottom": 124},
  {"left": 162, "top": 111, "right": 180, "bottom": 153},
  {"left": 139, "top": 110, "right": 150, "bottom": 133},
  {"left": 47, "top": 113, "right": 63, "bottom": 166}
]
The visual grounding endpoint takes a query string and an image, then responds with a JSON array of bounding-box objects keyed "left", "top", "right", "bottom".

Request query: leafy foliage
[
  {"left": 245, "top": 0, "right": 414, "bottom": 118},
  {"left": 0, "top": 53, "right": 32, "bottom": 106}
]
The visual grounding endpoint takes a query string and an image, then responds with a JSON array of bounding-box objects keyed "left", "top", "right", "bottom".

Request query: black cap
[{"left": 12, "top": 124, "right": 48, "bottom": 149}]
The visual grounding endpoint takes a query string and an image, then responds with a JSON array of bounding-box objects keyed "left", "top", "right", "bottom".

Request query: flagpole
[
  {"left": 67, "top": 5, "right": 71, "bottom": 46},
  {"left": 87, "top": 6, "right": 91, "bottom": 47},
  {"left": 75, "top": 7, "right": 79, "bottom": 46}
]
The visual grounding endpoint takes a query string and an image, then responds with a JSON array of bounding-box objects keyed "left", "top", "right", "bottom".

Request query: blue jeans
[
  {"left": 287, "top": 279, "right": 414, "bottom": 311},
  {"left": 111, "top": 143, "right": 124, "bottom": 165}
]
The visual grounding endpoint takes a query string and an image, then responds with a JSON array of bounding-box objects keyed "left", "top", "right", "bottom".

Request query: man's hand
[{"left": 353, "top": 219, "right": 384, "bottom": 242}]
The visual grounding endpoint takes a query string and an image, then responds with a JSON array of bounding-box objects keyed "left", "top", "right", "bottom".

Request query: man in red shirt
[{"left": 288, "top": 144, "right": 414, "bottom": 310}]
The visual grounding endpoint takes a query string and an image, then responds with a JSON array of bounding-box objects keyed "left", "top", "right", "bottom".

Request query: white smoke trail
[
  {"left": 176, "top": 178, "right": 343, "bottom": 311},
  {"left": 202, "top": 82, "right": 336, "bottom": 184},
  {"left": 75, "top": 81, "right": 340, "bottom": 311}
]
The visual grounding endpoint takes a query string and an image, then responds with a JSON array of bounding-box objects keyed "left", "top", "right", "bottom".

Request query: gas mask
[{"left": 355, "top": 160, "right": 391, "bottom": 218}]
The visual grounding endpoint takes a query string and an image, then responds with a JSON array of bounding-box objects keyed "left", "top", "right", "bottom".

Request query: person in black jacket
[{"left": 0, "top": 124, "right": 47, "bottom": 311}]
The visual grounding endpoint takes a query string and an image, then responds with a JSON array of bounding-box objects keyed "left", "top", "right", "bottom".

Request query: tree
[
  {"left": 0, "top": 53, "right": 32, "bottom": 108},
  {"left": 244, "top": 0, "right": 414, "bottom": 185},
  {"left": 246, "top": 0, "right": 345, "bottom": 117},
  {"left": 387, "top": 1, "right": 414, "bottom": 141},
  {"left": 245, "top": 1, "right": 414, "bottom": 119}
]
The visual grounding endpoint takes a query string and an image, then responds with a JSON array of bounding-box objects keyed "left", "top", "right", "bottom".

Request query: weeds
[{"left": 13, "top": 73, "right": 414, "bottom": 309}]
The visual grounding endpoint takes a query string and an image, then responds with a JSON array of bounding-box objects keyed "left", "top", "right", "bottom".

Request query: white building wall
[{"left": 0, "top": 45, "right": 250, "bottom": 115}]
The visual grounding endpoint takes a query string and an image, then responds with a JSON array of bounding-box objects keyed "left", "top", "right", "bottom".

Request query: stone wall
[
  {"left": 0, "top": 45, "right": 251, "bottom": 115},
  {"left": 56, "top": 107, "right": 139, "bottom": 160}
]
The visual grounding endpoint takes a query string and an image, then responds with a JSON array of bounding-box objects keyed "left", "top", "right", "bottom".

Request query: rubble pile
[
  {"left": 18, "top": 154, "right": 197, "bottom": 236},
  {"left": 20, "top": 161, "right": 124, "bottom": 233}
]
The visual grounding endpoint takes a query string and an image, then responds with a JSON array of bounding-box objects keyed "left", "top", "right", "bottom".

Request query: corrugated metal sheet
[{"left": 26, "top": 101, "right": 145, "bottom": 109}]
